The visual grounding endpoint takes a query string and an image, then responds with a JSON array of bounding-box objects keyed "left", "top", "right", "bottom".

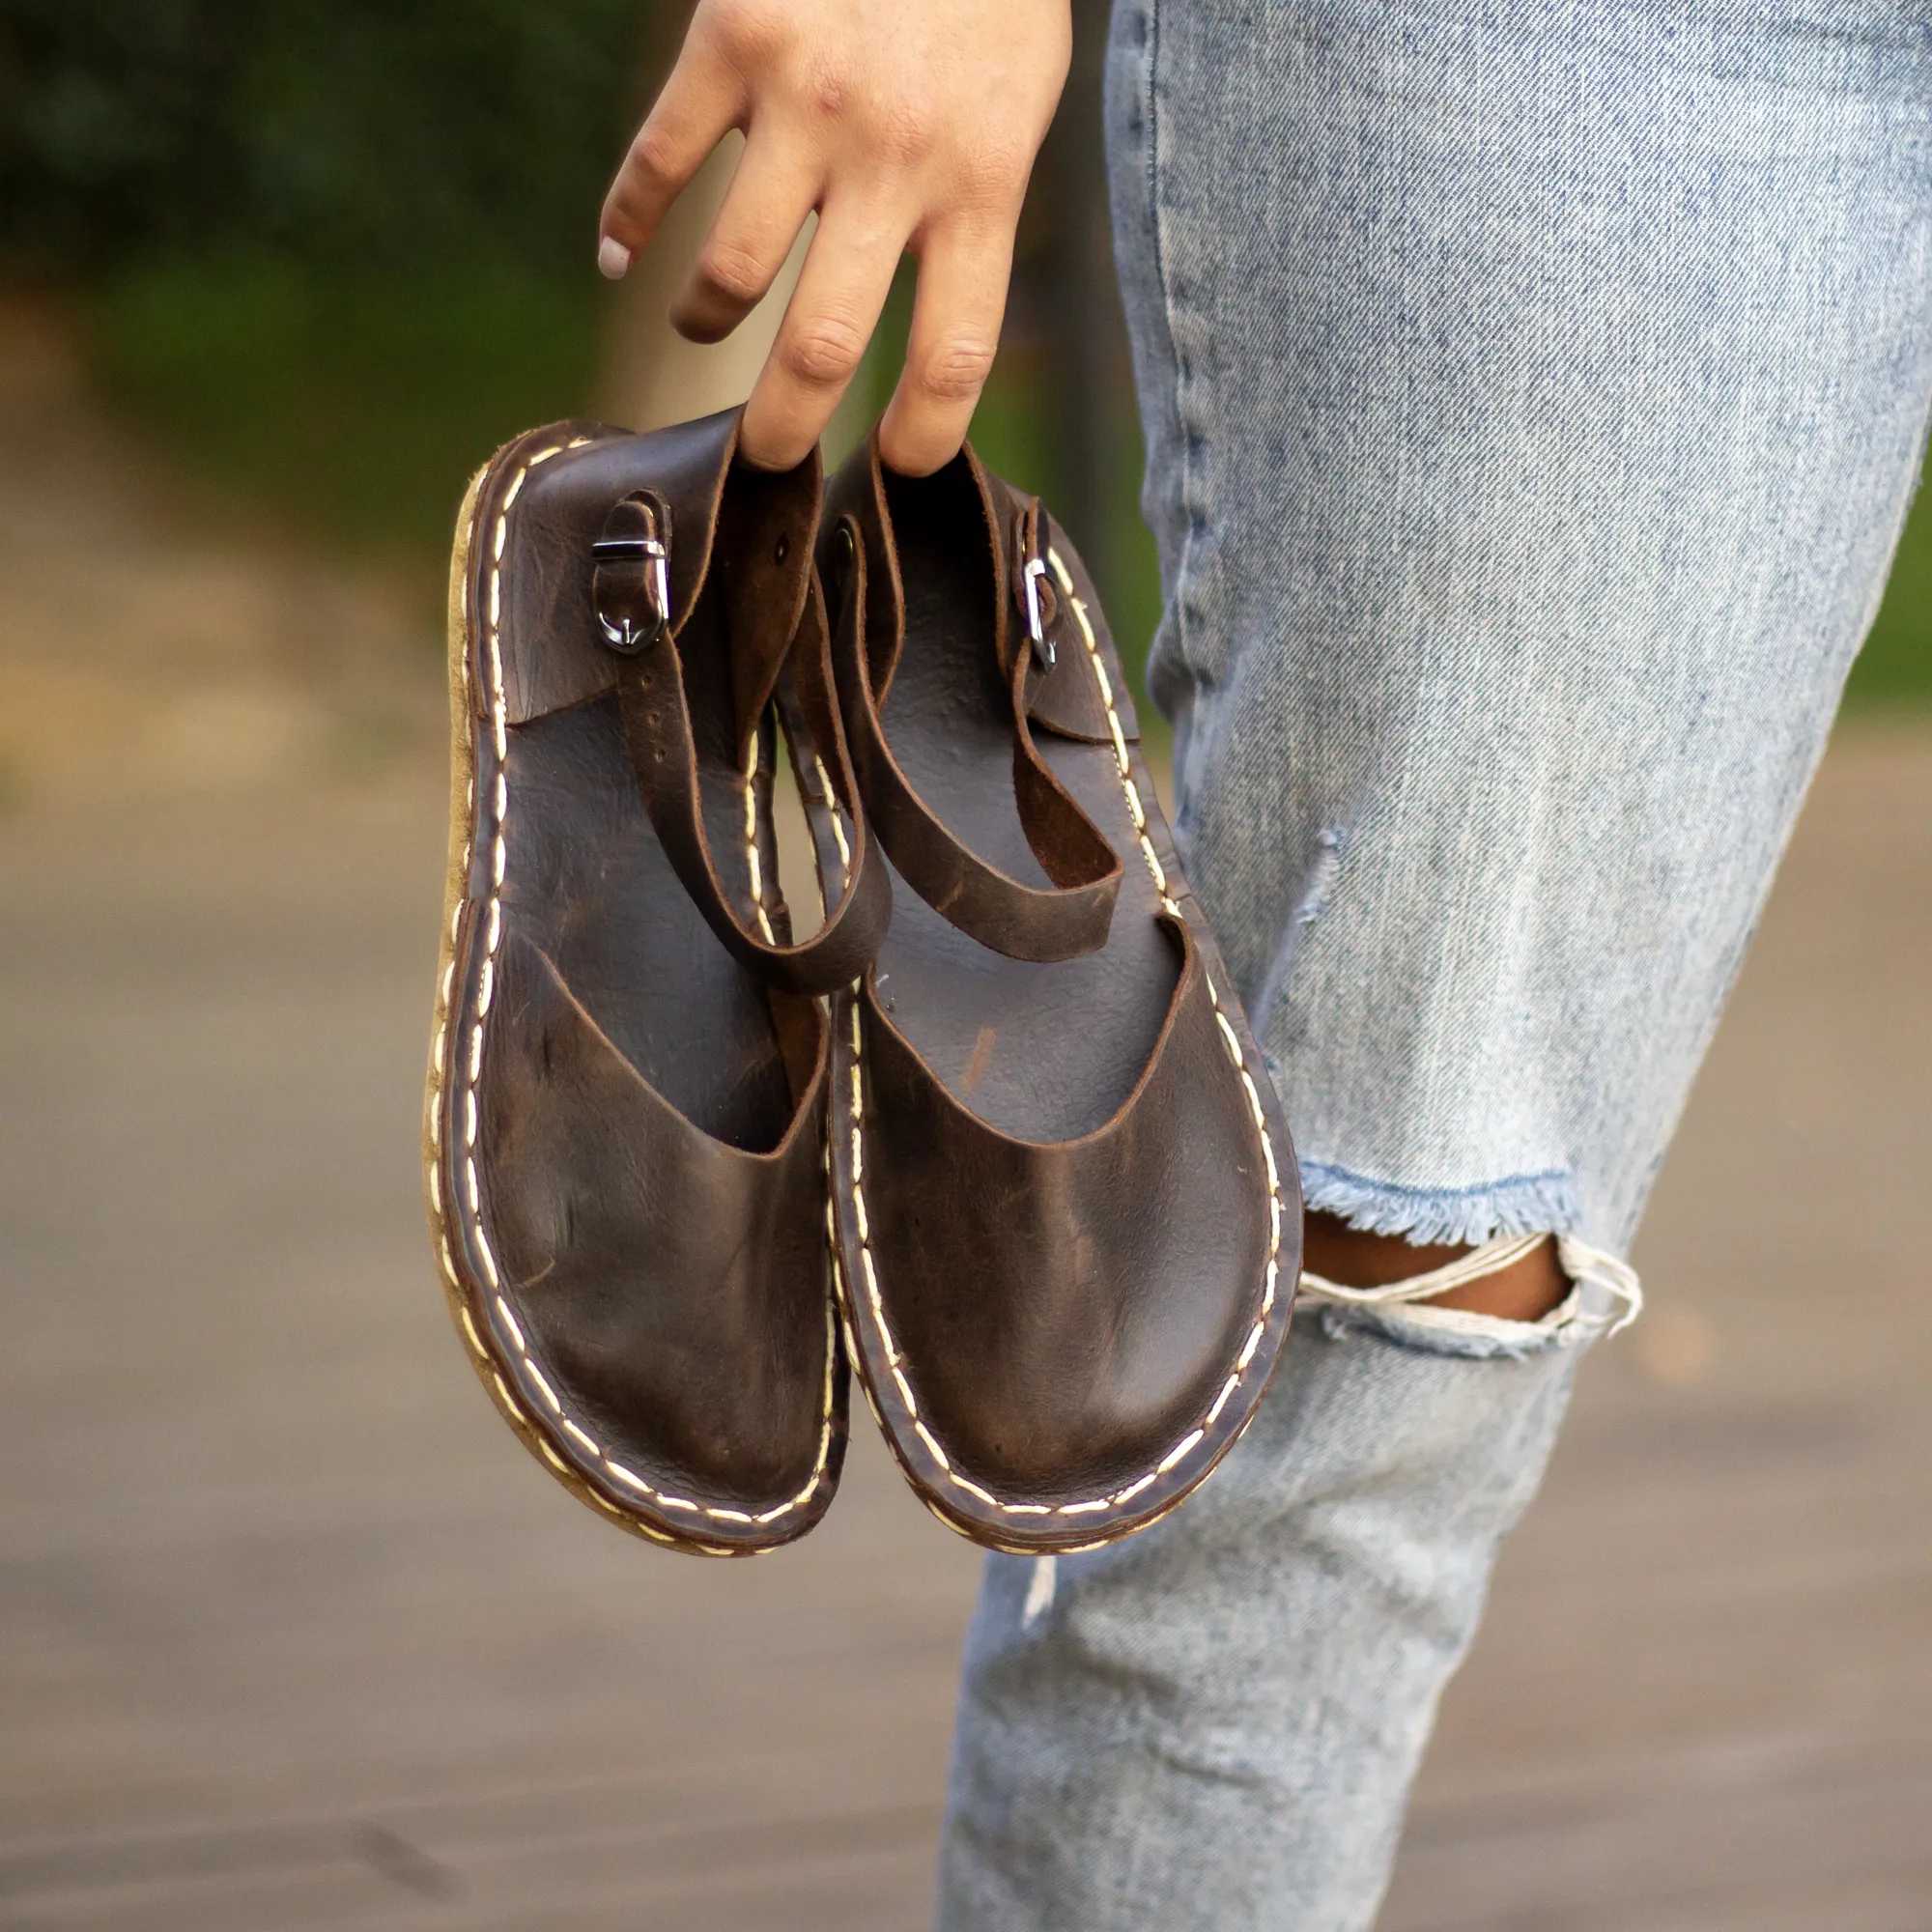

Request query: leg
[
  {"left": 935, "top": 1, "right": 1932, "bottom": 1925},
  {"left": 1301, "top": 1213, "right": 1571, "bottom": 1322},
  {"left": 1118, "top": 0, "right": 1932, "bottom": 1257},
  {"left": 936, "top": 1304, "right": 1592, "bottom": 1931}
]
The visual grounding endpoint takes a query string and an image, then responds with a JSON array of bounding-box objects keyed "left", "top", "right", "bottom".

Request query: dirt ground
[{"left": 1, "top": 313, "right": 1927, "bottom": 1928}]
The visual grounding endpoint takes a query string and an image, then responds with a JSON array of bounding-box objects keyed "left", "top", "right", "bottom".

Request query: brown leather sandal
[
  {"left": 424, "top": 411, "right": 886, "bottom": 1555},
  {"left": 819, "top": 436, "right": 1301, "bottom": 1554}
]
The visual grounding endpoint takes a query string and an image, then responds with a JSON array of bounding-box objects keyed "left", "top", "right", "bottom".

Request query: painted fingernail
[{"left": 597, "top": 236, "right": 632, "bottom": 281}]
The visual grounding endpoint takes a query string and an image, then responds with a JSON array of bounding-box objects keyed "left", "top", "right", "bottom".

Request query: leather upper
[
  {"left": 853, "top": 923, "right": 1269, "bottom": 1500},
  {"left": 819, "top": 436, "right": 1300, "bottom": 1551},
  {"left": 428, "top": 413, "right": 874, "bottom": 1552}
]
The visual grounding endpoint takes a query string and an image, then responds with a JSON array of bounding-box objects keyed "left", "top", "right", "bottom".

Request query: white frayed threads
[
  {"left": 836, "top": 549, "right": 1288, "bottom": 1526},
  {"left": 1023, "top": 1554, "right": 1058, "bottom": 1624},
  {"left": 430, "top": 436, "right": 835, "bottom": 1540},
  {"left": 1298, "top": 1233, "right": 1644, "bottom": 1345}
]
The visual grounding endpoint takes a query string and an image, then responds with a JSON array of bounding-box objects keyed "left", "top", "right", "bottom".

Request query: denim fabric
[
  {"left": 934, "top": 5, "right": 1931, "bottom": 1926},
  {"left": 1109, "top": 0, "right": 1932, "bottom": 1253},
  {"left": 936, "top": 1307, "right": 1591, "bottom": 1931}
]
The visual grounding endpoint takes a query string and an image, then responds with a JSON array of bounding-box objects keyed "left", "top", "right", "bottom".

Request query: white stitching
[
  {"left": 838, "top": 547, "right": 1285, "bottom": 1520},
  {"left": 751, "top": 743, "right": 854, "bottom": 935},
  {"left": 811, "top": 754, "right": 854, "bottom": 870},
  {"left": 432, "top": 435, "right": 838, "bottom": 1538},
  {"left": 744, "top": 743, "right": 778, "bottom": 944}
]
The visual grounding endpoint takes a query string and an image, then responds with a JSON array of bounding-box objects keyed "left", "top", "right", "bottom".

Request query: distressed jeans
[{"left": 935, "top": 3, "right": 1932, "bottom": 1925}]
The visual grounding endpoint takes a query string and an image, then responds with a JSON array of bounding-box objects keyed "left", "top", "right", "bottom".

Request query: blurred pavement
[
  {"left": 0, "top": 299, "right": 440, "bottom": 810},
  {"left": 1, "top": 323, "right": 1927, "bottom": 1929}
]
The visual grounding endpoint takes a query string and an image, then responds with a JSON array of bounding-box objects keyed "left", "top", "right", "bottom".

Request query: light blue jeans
[{"left": 936, "top": 4, "right": 1932, "bottom": 1925}]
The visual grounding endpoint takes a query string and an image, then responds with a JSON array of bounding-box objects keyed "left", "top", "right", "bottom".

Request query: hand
[{"left": 599, "top": 0, "right": 1072, "bottom": 474}]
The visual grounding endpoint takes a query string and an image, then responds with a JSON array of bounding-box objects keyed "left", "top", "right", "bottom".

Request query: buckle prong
[{"left": 591, "top": 521, "right": 669, "bottom": 652}]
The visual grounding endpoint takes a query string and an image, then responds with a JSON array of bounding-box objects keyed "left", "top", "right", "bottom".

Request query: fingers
[
  {"left": 669, "top": 134, "right": 822, "bottom": 343},
  {"left": 877, "top": 223, "right": 1011, "bottom": 475},
  {"left": 739, "top": 203, "right": 907, "bottom": 470},
  {"left": 599, "top": 38, "right": 746, "bottom": 271}
]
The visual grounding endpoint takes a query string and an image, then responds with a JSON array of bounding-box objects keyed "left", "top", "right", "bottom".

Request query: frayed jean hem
[{"left": 1298, "top": 1156, "right": 1585, "bottom": 1248}]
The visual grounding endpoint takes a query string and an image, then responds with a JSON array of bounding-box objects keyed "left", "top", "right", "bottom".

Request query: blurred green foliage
[
  {"left": 1, "top": 0, "right": 1923, "bottom": 703},
  {"left": 0, "top": 0, "right": 637, "bottom": 563},
  {"left": 1844, "top": 484, "right": 1932, "bottom": 707},
  {"left": 0, "top": 0, "right": 639, "bottom": 273},
  {"left": 92, "top": 259, "right": 604, "bottom": 555}
]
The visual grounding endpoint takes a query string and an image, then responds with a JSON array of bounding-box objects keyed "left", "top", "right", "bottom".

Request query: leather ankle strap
[
  {"left": 604, "top": 456, "right": 889, "bottom": 998},
  {"left": 821, "top": 440, "right": 1122, "bottom": 965}
]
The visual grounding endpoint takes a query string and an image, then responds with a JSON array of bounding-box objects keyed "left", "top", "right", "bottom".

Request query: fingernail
[{"left": 597, "top": 236, "right": 632, "bottom": 281}]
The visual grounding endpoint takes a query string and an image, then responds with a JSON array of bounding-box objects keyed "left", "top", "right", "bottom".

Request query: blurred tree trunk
[{"left": 1021, "top": 0, "right": 1136, "bottom": 584}]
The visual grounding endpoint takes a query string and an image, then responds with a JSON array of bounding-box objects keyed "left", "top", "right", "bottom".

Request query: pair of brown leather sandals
[{"left": 423, "top": 410, "right": 1301, "bottom": 1558}]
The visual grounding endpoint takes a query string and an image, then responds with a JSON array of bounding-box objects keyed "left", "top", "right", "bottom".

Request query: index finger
[{"left": 598, "top": 36, "right": 748, "bottom": 271}]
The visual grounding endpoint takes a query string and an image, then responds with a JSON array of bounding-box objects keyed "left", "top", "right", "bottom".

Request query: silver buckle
[
  {"left": 1021, "top": 554, "right": 1055, "bottom": 670},
  {"left": 590, "top": 528, "right": 669, "bottom": 651}
]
